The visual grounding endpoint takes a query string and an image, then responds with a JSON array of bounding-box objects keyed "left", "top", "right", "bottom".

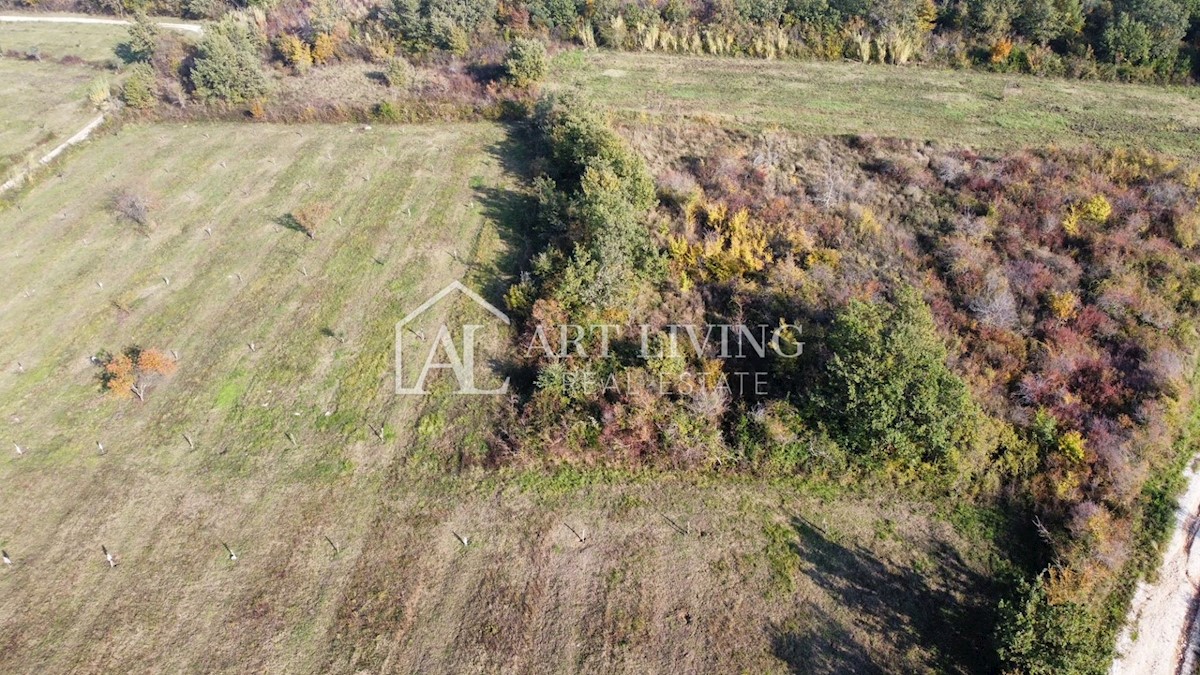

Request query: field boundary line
[
  {"left": 1, "top": 113, "right": 105, "bottom": 194},
  {"left": 0, "top": 14, "right": 202, "bottom": 33}
]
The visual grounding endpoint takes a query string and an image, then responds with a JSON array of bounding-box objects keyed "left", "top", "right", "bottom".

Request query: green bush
[
  {"left": 190, "top": 16, "right": 270, "bottom": 103},
  {"left": 812, "top": 286, "right": 979, "bottom": 470},
  {"left": 373, "top": 100, "right": 403, "bottom": 122},
  {"left": 121, "top": 64, "right": 157, "bottom": 109},
  {"left": 528, "top": 0, "right": 579, "bottom": 30},
  {"left": 384, "top": 56, "right": 416, "bottom": 89},
  {"left": 529, "top": 94, "right": 660, "bottom": 311},
  {"left": 117, "top": 11, "right": 159, "bottom": 63},
  {"left": 504, "top": 38, "right": 549, "bottom": 88},
  {"left": 384, "top": 0, "right": 495, "bottom": 53},
  {"left": 996, "top": 573, "right": 1113, "bottom": 675}
]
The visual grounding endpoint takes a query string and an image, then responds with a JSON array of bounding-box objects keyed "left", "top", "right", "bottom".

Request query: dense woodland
[{"left": 5, "top": 0, "right": 1200, "bottom": 672}]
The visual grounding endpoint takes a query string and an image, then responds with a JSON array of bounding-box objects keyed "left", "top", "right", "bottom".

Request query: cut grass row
[
  {"left": 549, "top": 49, "right": 1200, "bottom": 154},
  {"left": 0, "top": 59, "right": 103, "bottom": 174},
  {"left": 0, "top": 19, "right": 129, "bottom": 62}
]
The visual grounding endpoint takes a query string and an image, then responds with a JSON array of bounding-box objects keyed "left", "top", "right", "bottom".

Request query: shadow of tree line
[{"left": 770, "top": 515, "right": 1001, "bottom": 675}]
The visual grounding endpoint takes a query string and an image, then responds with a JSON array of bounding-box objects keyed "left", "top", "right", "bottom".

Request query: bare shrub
[
  {"left": 969, "top": 268, "right": 1018, "bottom": 329},
  {"left": 110, "top": 187, "right": 157, "bottom": 230},
  {"left": 657, "top": 169, "right": 699, "bottom": 207}
]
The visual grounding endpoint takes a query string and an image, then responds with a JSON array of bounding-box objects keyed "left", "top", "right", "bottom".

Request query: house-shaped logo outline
[{"left": 395, "top": 280, "right": 510, "bottom": 395}]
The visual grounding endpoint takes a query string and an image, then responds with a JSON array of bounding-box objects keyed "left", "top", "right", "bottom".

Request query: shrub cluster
[
  {"left": 190, "top": 16, "right": 270, "bottom": 103},
  {"left": 623, "top": 129, "right": 1200, "bottom": 671},
  {"left": 504, "top": 37, "right": 548, "bottom": 88}
]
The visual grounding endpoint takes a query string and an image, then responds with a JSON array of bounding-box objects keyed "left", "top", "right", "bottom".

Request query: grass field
[
  {"left": 0, "top": 58, "right": 103, "bottom": 176},
  {"left": 0, "top": 121, "right": 1003, "bottom": 673},
  {"left": 550, "top": 49, "right": 1200, "bottom": 154},
  {"left": 0, "top": 20, "right": 127, "bottom": 62}
]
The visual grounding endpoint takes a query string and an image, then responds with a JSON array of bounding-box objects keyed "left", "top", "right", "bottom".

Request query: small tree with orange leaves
[{"left": 99, "top": 346, "right": 176, "bottom": 401}]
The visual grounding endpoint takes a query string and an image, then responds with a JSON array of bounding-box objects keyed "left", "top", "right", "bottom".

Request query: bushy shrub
[
  {"left": 183, "top": 0, "right": 226, "bottom": 20},
  {"left": 117, "top": 11, "right": 159, "bottom": 63},
  {"left": 384, "top": 55, "right": 415, "bottom": 88},
  {"left": 121, "top": 64, "right": 158, "bottom": 110},
  {"left": 504, "top": 38, "right": 549, "bottom": 88},
  {"left": 996, "top": 572, "right": 1112, "bottom": 675},
  {"left": 277, "top": 34, "right": 313, "bottom": 74},
  {"left": 514, "top": 94, "right": 662, "bottom": 337},
  {"left": 812, "top": 286, "right": 980, "bottom": 470},
  {"left": 99, "top": 346, "right": 177, "bottom": 400},
  {"left": 373, "top": 100, "right": 403, "bottom": 121},
  {"left": 384, "top": 0, "right": 495, "bottom": 53},
  {"left": 425, "top": 0, "right": 497, "bottom": 33},
  {"left": 528, "top": 0, "right": 578, "bottom": 30},
  {"left": 312, "top": 33, "right": 337, "bottom": 64},
  {"left": 190, "top": 16, "right": 270, "bottom": 103}
]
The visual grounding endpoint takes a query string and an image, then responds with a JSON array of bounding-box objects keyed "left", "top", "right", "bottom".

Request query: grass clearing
[
  {"left": 0, "top": 58, "right": 103, "bottom": 176},
  {"left": 550, "top": 50, "right": 1200, "bottom": 154},
  {"left": 0, "top": 20, "right": 127, "bottom": 62}
]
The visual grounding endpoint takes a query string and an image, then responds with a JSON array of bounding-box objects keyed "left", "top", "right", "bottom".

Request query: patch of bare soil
[{"left": 1112, "top": 458, "right": 1200, "bottom": 675}]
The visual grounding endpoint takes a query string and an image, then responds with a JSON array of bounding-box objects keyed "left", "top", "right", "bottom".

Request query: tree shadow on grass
[
  {"left": 770, "top": 515, "right": 999, "bottom": 675},
  {"left": 461, "top": 122, "right": 543, "bottom": 396},
  {"left": 768, "top": 607, "right": 885, "bottom": 675},
  {"left": 274, "top": 212, "right": 306, "bottom": 235},
  {"left": 471, "top": 122, "right": 540, "bottom": 310}
]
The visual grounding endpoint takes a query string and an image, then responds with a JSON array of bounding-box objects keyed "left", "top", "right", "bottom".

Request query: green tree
[
  {"left": 425, "top": 0, "right": 497, "bottom": 32},
  {"left": 190, "top": 17, "right": 270, "bottom": 103},
  {"left": 384, "top": 0, "right": 497, "bottom": 52},
  {"left": 118, "top": 11, "right": 159, "bottom": 63},
  {"left": 964, "top": 0, "right": 1020, "bottom": 37},
  {"left": 1016, "top": 0, "right": 1083, "bottom": 43},
  {"left": 1103, "top": 13, "right": 1154, "bottom": 64},
  {"left": 532, "top": 95, "right": 660, "bottom": 311},
  {"left": 736, "top": 0, "right": 788, "bottom": 23},
  {"left": 812, "top": 286, "right": 979, "bottom": 469},
  {"left": 504, "top": 38, "right": 549, "bottom": 88},
  {"left": 529, "top": 0, "right": 580, "bottom": 29},
  {"left": 996, "top": 573, "right": 1113, "bottom": 675},
  {"left": 121, "top": 63, "right": 157, "bottom": 109},
  {"left": 1116, "top": 0, "right": 1191, "bottom": 61}
]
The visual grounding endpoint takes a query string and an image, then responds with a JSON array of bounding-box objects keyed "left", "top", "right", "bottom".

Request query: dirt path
[
  {"left": 0, "top": 14, "right": 201, "bottom": 33},
  {"left": 1112, "top": 458, "right": 1200, "bottom": 675},
  {"left": 0, "top": 114, "right": 104, "bottom": 194}
]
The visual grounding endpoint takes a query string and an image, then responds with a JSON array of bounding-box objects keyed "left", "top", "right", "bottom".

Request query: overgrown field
[
  {"left": 549, "top": 50, "right": 1200, "bottom": 154},
  {"left": 0, "top": 122, "right": 1002, "bottom": 673}
]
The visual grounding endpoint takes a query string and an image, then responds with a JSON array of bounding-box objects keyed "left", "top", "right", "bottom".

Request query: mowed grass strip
[
  {"left": 0, "top": 121, "right": 516, "bottom": 670},
  {"left": 0, "top": 121, "right": 509, "bottom": 474},
  {"left": 0, "top": 59, "right": 101, "bottom": 173},
  {"left": 550, "top": 49, "right": 1200, "bottom": 154},
  {"left": 0, "top": 19, "right": 129, "bottom": 62}
]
